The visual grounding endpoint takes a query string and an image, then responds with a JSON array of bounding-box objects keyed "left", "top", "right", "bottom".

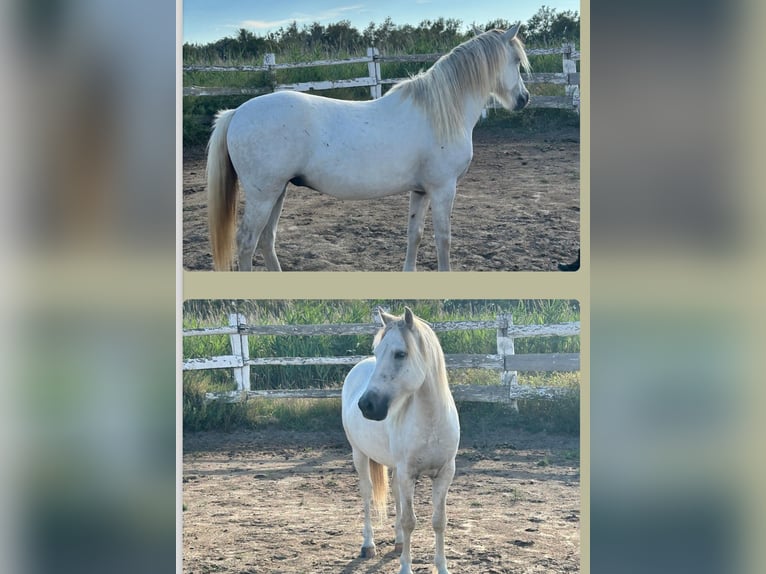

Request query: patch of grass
[
  {"left": 477, "top": 107, "right": 580, "bottom": 134},
  {"left": 457, "top": 387, "right": 579, "bottom": 436},
  {"left": 183, "top": 379, "right": 343, "bottom": 433},
  {"left": 182, "top": 390, "right": 579, "bottom": 436},
  {"left": 561, "top": 449, "right": 579, "bottom": 461},
  {"left": 506, "top": 487, "right": 522, "bottom": 503}
]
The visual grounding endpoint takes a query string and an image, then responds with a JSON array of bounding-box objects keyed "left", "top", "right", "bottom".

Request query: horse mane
[
  {"left": 387, "top": 30, "right": 529, "bottom": 143},
  {"left": 373, "top": 313, "right": 452, "bottom": 404}
]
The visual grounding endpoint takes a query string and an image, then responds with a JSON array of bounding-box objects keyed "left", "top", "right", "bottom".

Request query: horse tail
[
  {"left": 369, "top": 459, "right": 388, "bottom": 520},
  {"left": 207, "top": 109, "right": 238, "bottom": 271}
]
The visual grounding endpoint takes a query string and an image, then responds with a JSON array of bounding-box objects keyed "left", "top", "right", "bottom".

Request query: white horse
[
  {"left": 342, "top": 308, "right": 460, "bottom": 574},
  {"left": 207, "top": 27, "right": 530, "bottom": 271}
]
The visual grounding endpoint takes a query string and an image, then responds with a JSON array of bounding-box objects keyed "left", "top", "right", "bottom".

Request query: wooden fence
[
  {"left": 182, "top": 313, "right": 580, "bottom": 404},
  {"left": 183, "top": 43, "right": 580, "bottom": 111}
]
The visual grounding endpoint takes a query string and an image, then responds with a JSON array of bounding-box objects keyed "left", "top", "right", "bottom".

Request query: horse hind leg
[
  {"left": 257, "top": 187, "right": 286, "bottom": 271},
  {"left": 237, "top": 183, "right": 284, "bottom": 271},
  {"left": 352, "top": 448, "right": 377, "bottom": 558}
]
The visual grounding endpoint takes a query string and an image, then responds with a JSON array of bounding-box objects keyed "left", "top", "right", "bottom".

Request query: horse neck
[
  {"left": 460, "top": 90, "right": 493, "bottom": 133},
  {"left": 413, "top": 350, "right": 452, "bottom": 413}
]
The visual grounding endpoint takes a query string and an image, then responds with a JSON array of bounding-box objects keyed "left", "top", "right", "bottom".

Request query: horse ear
[
  {"left": 378, "top": 307, "right": 396, "bottom": 326},
  {"left": 504, "top": 23, "right": 520, "bottom": 41},
  {"left": 403, "top": 307, "right": 415, "bottom": 329}
]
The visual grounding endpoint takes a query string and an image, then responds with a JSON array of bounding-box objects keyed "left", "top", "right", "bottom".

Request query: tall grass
[{"left": 182, "top": 300, "right": 580, "bottom": 434}]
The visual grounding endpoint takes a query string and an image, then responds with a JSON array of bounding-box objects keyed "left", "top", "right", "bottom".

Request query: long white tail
[{"left": 207, "top": 109, "right": 238, "bottom": 271}]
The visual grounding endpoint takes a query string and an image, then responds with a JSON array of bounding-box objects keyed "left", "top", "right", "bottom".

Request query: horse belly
[
  {"left": 300, "top": 171, "right": 416, "bottom": 200},
  {"left": 300, "top": 139, "right": 421, "bottom": 199}
]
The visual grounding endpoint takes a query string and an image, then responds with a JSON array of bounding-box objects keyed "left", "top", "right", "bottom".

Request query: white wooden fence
[
  {"left": 183, "top": 43, "right": 580, "bottom": 111},
  {"left": 182, "top": 313, "right": 580, "bottom": 404}
]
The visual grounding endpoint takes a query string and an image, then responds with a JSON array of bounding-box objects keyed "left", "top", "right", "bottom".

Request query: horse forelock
[{"left": 389, "top": 30, "right": 516, "bottom": 143}]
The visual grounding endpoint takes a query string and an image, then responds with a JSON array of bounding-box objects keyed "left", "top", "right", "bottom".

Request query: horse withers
[
  {"left": 342, "top": 308, "right": 460, "bottom": 574},
  {"left": 207, "top": 27, "right": 529, "bottom": 271}
]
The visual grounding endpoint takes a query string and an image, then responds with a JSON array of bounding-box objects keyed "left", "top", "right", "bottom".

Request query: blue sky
[{"left": 183, "top": 0, "right": 580, "bottom": 45}]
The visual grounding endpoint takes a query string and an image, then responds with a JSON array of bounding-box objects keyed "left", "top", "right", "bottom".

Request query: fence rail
[
  {"left": 182, "top": 314, "right": 580, "bottom": 404},
  {"left": 183, "top": 43, "right": 580, "bottom": 111}
]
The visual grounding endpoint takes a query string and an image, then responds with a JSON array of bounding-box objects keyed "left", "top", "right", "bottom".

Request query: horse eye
[{"left": 394, "top": 350, "right": 407, "bottom": 359}]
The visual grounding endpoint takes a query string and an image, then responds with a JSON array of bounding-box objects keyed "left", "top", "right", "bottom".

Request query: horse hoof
[
  {"left": 394, "top": 542, "right": 403, "bottom": 554},
  {"left": 360, "top": 546, "right": 376, "bottom": 558}
]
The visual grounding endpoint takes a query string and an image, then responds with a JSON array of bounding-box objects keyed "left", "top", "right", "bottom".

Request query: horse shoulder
[{"left": 416, "top": 136, "right": 474, "bottom": 188}]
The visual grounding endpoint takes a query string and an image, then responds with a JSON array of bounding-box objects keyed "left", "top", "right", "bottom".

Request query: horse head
[{"left": 357, "top": 307, "right": 427, "bottom": 421}]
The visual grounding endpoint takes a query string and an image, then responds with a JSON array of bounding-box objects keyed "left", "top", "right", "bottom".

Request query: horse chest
[{"left": 394, "top": 429, "right": 455, "bottom": 474}]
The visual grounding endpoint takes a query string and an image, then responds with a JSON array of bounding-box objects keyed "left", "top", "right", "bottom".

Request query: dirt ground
[
  {"left": 183, "top": 428, "right": 580, "bottom": 573},
  {"left": 182, "top": 126, "right": 579, "bottom": 271}
]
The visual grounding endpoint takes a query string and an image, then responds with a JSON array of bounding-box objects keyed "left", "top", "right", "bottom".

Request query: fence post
[
  {"left": 264, "top": 53, "right": 277, "bottom": 92},
  {"left": 562, "top": 42, "right": 579, "bottom": 112},
  {"left": 228, "top": 313, "right": 250, "bottom": 391},
  {"left": 367, "top": 47, "right": 381, "bottom": 99},
  {"left": 497, "top": 313, "right": 519, "bottom": 411}
]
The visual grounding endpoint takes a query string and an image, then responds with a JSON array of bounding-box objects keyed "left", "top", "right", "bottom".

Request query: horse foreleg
[
  {"left": 392, "top": 468, "right": 404, "bottom": 554},
  {"left": 257, "top": 188, "right": 286, "bottom": 271},
  {"left": 352, "top": 449, "right": 377, "bottom": 558},
  {"left": 430, "top": 185, "right": 456, "bottom": 272},
  {"left": 431, "top": 459, "right": 456, "bottom": 574},
  {"left": 403, "top": 191, "right": 430, "bottom": 272},
  {"left": 395, "top": 468, "right": 417, "bottom": 574}
]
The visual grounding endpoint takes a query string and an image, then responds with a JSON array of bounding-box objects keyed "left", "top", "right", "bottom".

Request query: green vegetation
[
  {"left": 183, "top": 300, "right": 580, "bottom": 435},
  {"left": 183, "top": 8, "right": 580, "bottom": 147}
]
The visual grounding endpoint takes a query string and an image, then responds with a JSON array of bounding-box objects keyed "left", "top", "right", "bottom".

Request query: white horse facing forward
[
  {"left": 342, "top": 308, "right": 460, "bottom": 574},
  {"left": 207, "top": 27, "right": 530, "bottom": 271}
]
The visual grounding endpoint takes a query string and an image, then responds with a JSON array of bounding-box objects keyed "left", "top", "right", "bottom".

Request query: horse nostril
[{"left": 358, "top": 395, "right": 373, "bottom": 415}]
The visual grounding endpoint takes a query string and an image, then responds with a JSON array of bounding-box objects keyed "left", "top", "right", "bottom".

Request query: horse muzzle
[{"left": 358, "top": 390, "right": 390, "bottom": 421}]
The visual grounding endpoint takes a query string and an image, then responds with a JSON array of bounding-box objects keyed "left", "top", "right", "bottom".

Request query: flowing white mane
[{"left": 388, "top": 30, "right": 530, "bottom": 143}]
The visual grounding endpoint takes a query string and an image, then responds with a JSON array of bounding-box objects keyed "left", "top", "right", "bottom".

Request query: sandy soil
[
  {"left": 182, "top": 126, "right": 579, "bottom": 271},
  {"left": 183, "top": 428, "right": 580, "bottom": 573}
]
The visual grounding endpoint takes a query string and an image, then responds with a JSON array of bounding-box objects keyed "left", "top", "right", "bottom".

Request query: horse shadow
[{"left": 340, "top": 548, "right": 399, "bottom": 574}]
